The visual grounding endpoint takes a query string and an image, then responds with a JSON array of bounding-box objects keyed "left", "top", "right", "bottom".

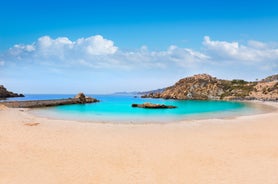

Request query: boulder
[
  {"left": 74, "top": 93, "right": 100, "bottom": 103},
  {"left": 75, "top": 92, "right": 86, "bottom": 103}
]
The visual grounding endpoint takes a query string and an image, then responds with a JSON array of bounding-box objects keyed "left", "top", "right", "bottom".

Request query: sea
[{"left": 1, "top": 94, "right": 271, "bottom": 123}]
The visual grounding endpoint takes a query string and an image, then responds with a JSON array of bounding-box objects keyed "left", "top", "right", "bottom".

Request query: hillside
[
  {"left": 0, "top": 85, "right": 24, "bottom": 99},
  {"left": 142, "top": 74, "right": 278, "bottom": 101}
]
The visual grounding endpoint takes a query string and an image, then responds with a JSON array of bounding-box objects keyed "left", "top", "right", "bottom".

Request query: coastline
[
  {"left": 28, "top": 99, "right": 277, "bottom": 124},
  {"left": 1, "top": 101, "right": 278, "bottom": 183}
]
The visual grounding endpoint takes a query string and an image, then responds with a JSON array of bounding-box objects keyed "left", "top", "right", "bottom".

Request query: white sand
[{"left": 1, "top": 102, "right": 278, "bottom": 184}]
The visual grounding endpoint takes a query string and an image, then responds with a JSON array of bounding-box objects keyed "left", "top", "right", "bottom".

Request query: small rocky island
[
  {"left": 132, "top": 102, "right": 176, "bottom": 109},
  {"left": 0, "top": 93, "right": 99, "bottom": 108},
  {"left": 0, "top": 85, "right": 24, "bottom": 99},
  {"left": 141, "top": 74, "right": 278, "bottom": 101}
]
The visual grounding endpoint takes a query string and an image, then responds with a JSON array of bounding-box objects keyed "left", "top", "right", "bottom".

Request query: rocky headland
[
  {"left": 0, "top": 85, "right": 24, "bottom": 99},
  {"left": 142, "top": 74, "right": 278, "bottom": 101}
]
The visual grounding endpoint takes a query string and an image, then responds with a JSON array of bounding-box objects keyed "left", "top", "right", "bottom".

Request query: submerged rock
[{"left": 131, "top": 102, "right": 176, "bottom": 109}]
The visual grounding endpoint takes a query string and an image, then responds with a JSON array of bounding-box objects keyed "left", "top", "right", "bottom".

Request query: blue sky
[{"left": 0, "top": 0, "right": 278, "bottom": 94}]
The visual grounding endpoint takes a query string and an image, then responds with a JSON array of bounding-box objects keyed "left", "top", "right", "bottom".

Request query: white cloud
[
  {"left": 77, "top": 35, "right": 118, "bottom": 55},
  {"left": 1, "top": 34, "right": 278, "bottom": 92},
  {"left": 8, "top": 44, "right": 35, "bottom": 57},
  {"left": 38, "top": 36, "right": 73, "bottom": 49},
  {"left": 203, "top": 36, "right": 278, "bottom": 62},
  {"left": 8, "top": 35, "right": 117, "bottom": 60},
  {"left": 1, "top": 35, "right": 278, "bottom": 77},
  {"left": 166, "top": 46, "right": 209, "bottom": 65},
  {"left": 203, "top": 36, "right": 239, "bottom": 57},
  {"left": 3, "top": 35, "right": 208, "bottom": 69},
  {"left": 247, "top": 40, "right": 268, "bottom": 49}
]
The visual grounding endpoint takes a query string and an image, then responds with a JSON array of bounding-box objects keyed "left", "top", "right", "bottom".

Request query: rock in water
[
  {"left": 74, "top": 93, "right": 100, "bottom": 103},
  {"left": 85, "top": 96, "right": 100, "bottom": 103},
  {"left": 131, "top": 102, "right": 176, "bottom": 109},
  {"left": 75, "top": 92, "right": 86, "bottom": 103}
]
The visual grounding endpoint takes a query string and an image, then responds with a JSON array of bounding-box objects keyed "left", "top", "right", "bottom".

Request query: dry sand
[{"left": 1, "top": 102, "right": 278, "bottom": 184}]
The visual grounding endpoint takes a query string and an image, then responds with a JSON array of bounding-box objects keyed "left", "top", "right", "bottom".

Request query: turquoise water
[{"left": 27, "top": 94, "right": 262, "bottom": 123}]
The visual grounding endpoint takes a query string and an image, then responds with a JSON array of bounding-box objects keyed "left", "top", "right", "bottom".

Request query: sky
[{"left": 0, "top": 0, "right": 278, "bottom": 94}]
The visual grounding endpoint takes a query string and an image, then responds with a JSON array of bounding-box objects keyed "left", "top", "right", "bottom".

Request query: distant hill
[
  {"left": 138, "top": 88, "right": 166, "bottom": 95},
  {"left": 113, "top": 88, "right": 166, "bottom": 96},
  {"left": 0, "top": 85, "right": 24, "bottom": 99},
  {"left": 112, "top": 91, "right": 139, "bottom": 96},
  {"left": 142, "top": 74, "right": 278, "bottom": 101}
]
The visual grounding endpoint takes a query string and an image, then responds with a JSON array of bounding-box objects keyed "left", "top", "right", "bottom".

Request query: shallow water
[{"left": 19, "top": 94, "right": 271, "bottom": 123}]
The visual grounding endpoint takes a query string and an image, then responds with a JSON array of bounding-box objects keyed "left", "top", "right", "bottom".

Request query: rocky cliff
[
  {"left": 142, "top": 74, "right": 278, "bottom": 101},
  {"left": 0, "top": 85, "right": 24, "bottom": 99},
  {"left": 249, "top": 75, "right": 278, "bottom": 101}
]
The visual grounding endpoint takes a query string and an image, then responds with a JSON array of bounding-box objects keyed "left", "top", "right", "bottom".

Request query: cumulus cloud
[
  {"left": 1, "top": 34, "right": 278, "bottom": 76},
  {"left": 247, "top": 40, "right": 268, "bottom": 49},
  {"left": 3, "top": 35, "right": 208, "bottom": 69},
  {"left": 77, "top": 35, "right": 117, "bottom": 55},
  {"left": 8, "top": 35, "right": 117, "bottom": 60},
  {"left": 203, "top": 36, "right": 278, "bottom": 62},
  {"left": 166, "top": 45, "right": 209, "bottom": 65}
]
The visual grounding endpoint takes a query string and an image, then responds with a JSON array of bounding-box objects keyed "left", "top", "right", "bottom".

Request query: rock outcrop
[
  {"left": 132, "top": 102, "right": 177, "bottom": 109},
  {"left": 75, "top": 92, "right": 99, "bottom": 104},
  {"left": 249, "top": 77, "right": 278, "bottom": 101},
  {"left": 0, "top": 85, "right": 24, "bottom": 99},
  {"left": 142, "top": 74, "right": 278, "bottom": 101}
]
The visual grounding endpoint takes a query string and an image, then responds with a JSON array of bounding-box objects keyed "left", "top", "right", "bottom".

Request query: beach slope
[{"left": 1, "top": 103, "right": 278, "bottom": 184}]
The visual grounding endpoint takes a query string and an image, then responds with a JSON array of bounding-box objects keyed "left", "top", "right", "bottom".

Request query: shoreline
[
  {"left": 26, "top": 100, "right": 278, "bottom": 125},
  {"left": 1, "top": 100, "right": 278, "bottom": 127},
  {"left": 1, "top": 101, "right": 278, "bottom": 183}
]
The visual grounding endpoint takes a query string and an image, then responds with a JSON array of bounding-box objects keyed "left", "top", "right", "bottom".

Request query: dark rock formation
[
  {"left": 75, "top": 93, "right": 86, "bottom": 103},
  {"left": 142, "top": 74, "right": 278, "bottom": 101},
  {"left": 131, "top": 102, "right": 176, "bottom": 109},
  {"left": 0, "top": 85, "right": 24, "bottom": 99},
  {"left": 0, "top": 93, "right": 99, "bottom": 108}
]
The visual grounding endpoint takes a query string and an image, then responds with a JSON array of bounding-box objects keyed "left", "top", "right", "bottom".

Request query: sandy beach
[{"left": 1, "top": 102, "right": 278, "bottom": 184}]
